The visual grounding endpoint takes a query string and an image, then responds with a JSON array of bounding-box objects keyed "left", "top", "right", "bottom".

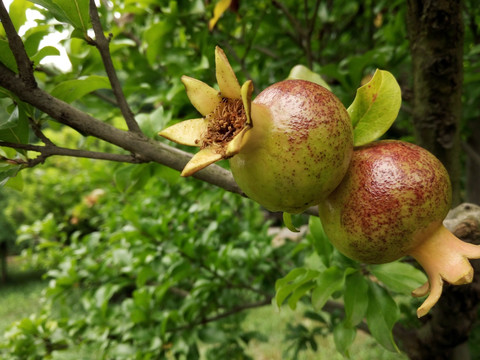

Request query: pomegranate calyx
[
  {"left": 159, "top": 47, "right": 253, "bottom": 176},
  {"left": 408, "top": 224, "right": 480, "bottom": 317}
]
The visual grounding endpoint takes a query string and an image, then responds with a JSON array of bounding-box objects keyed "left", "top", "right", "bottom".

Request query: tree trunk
[
  {"left": 406, "top": 0, "right": 464, "bottom": 205},
  {"left": 465, "top": 121, "right": 480, "bottom": 205}
]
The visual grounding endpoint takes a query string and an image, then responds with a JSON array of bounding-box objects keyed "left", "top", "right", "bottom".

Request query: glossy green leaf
[
  {"left": 31, "top": 46, "right": 61, "bottom": 66},
  {"left": 50, "top": 75, "right": 111, "bottom": 103},
  {"left": 366, "top": 282, "right": 400, "bottom": 352},
  {"left": 344, "top": 271, "right": 369, "bottom": 327},
  {"left": 333, "top": 319, "right": 356, "bottom": 357},
  {"left": 347, "top": 69, "right": 401, "bottom": 146},
  {"left": 29, "top": 0, "right": 90, "bottom": 33},
  {"left": 311, "top": 266, "right": 345, "bottom": 310},
  {"left": 369, "top": 261, "right": 427, "bottom": 294},
  {"left": 307, "top": 216, "right": 333, "bottom": 268},
  {"left": 10, "top": 0, "right": 33, "bottom": 31},
  {"left": 287, "top": 65, "right": 331, "bottom": 91}
]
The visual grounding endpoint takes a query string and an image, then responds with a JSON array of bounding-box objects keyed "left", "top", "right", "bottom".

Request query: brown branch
[
  {"left": 0, "top": 1, "right": 37, "bottom": 88},
  {"left": 0, "top": 62, "right": 242, "bottom": 195},
  {"left": 88, "top": 0, "right": 142, "bottom": 134},
  {"left": 0, "top": 141, "right": 143, "bottom": 166}
]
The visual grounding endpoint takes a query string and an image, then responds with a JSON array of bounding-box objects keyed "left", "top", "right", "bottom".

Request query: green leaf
[
  {"left": 311, "top": 266, "right": 345, "bottom": 310},
  {"left": 10, "top": 0, "right": 33, "bottom": 31},
  {"left": 31, "top": 46, "right": 61, "bottom": 66},
  {"left": 275, "top": 268, "right": 319, "bottom": 308},
  {"left": 366, "top": 282, "right": 399, "bottom": 352},
  {"left": 369, "top": 261, "right": 427, "bottom": 294},
  {"left": 347, "top": 69, "right": 401, "bottom": 146},
  {"left": 0, "top": 40, "right": 17, "bottom": 72},
  {"left": 287, "top": 65, "right": 332, "bottom": 91},
  {"left": 4, "top": 170, "right": 23, "bottom": 191},
  {"left": 50, "top": 75, "right": 111, "bottom": 103},
  {"left": 344, "top": 271, "right": 369, "bottom": 327},
  {"left": 307, "top": 216, "right": 333, "bottom": 268},
  {"left": 0, "top": 106, "right": 19, "bottom": 130},
  {"left": 333, "top": 320, "right": 356, "bottom": 357},
  {"left": 287, "top": 280, "right": 317, "bottom": 310},
  {"left": 0, "top": 105, "right": 29, "bottom": 144},
  {"left": 29, "top": 0, "right": 90, "bottom": 33},
  {"left": 0, "top": 164, "right": 21, "bottom": 187}
]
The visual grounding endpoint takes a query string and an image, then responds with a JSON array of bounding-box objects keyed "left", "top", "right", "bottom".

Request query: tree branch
[
  {"left": 0, "top": 141, "right": 143, "bottom": 166},
  {"left": 168, "top": 297, "right": 273, "bottom": 333},
  {"left": 88, "top": 0, "right": 142, "bottom": 134},
  {"left": 0, "top": 62, "right": 243, "bottom": 195},
  {"left": 0, "top": 1, "right": 37, "bottom": 88}
]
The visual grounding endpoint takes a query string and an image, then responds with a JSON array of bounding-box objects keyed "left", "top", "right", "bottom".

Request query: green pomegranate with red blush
[
  {"left": 319, "top": 140, "right": 480, "bottom": 317},
  {"left": 160, "top": 47, "right": 353, "bottom": 214}
]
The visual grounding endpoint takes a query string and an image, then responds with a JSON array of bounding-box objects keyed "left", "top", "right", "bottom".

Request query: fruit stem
[{"left": 408, "top": 224, "right": 480, "bottom": 318}]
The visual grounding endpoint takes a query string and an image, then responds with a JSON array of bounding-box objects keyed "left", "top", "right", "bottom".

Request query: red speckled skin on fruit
[
  {"left": 229, "top": 80, "right": 353, "bottom": 214},
  {"left": 318, "top": 140, "right": 452, "bottom": 264}
]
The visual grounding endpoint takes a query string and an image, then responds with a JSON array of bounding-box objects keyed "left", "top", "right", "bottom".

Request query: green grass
[
  {"left": 242, "top": 304, "right": 409, "bottom": 360},
  {"left": 0, "top": 257, "right": 47, "bottom": 334}
]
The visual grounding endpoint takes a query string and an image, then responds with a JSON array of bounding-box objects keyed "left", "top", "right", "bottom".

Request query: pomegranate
[
  {"left": 318, "top": 140, "right": 480, "bottom": 317},
  {"left": 160, "top": 47, "right": 353, "bottom": 213}
]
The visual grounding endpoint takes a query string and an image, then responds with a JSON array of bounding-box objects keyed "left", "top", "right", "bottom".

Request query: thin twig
[
  {"left": 88, "top": 0, "right": 142, "bottom": 134},
  {"left": 29, "top": 118, "right": 56, "bottom": 146},
  {"left": 179, "top": 250, "right": 271, "bottom": 297},
  {"left": 0, "top": 141, "right": 144, "bottom": 166},
  {"left": 168, "top": 297, "right": 272, "bottom": 332},
  {"left": 0, "top": 1, "right": 37, "bottom": 88}
]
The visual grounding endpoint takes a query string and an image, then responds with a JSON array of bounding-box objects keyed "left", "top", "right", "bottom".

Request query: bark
[
  {"left": 465, "top": 121, "right": 480, "bottom": 205},
  {"left": 394, "top": 203, "right": 480, "bottom": 360},
  {"left": 406, "top": 0, "right": 464, "bottom": 205}
]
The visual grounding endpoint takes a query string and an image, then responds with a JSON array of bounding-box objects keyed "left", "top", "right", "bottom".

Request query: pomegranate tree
[
  {"left": 159, "top": 47, "right": 353, "bottom": 213},
  {"left": 318, "top": 140, "right": 480, "bottom": 317}
]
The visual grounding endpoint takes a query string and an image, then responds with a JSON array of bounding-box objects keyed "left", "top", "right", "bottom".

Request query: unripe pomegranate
[
  {"left": 230, "top": 80, "right": 353, "bottom": 213},
  {"left": 160, "top": 47, "right": 353, "bottom": 214},
  {"left": 318, "top": 140, "right": 480, "bottom": 317}
]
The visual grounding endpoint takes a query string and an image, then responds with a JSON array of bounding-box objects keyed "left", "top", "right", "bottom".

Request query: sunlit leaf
[
  {"left": 31, "top": 46, "right": 61, "bottom": 66},
  {"left": 29, "top": 0, "right": 90, "bottom": 33},
  {"left": 10, "top": 0, "right": 33, "bottom": 31},
  {"left": 209, "top": 0, "right": 232, "bottom": 30},
  {"left": 347, "top": 69, "right": 401, "bottom": 146},
  {"left": 287, "top": 65, "right": 331, "bottom": 91}
]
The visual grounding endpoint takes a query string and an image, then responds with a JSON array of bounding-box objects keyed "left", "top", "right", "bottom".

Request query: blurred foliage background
[{"left": 0, "top": 0, "right": 480, "bottom": 359}]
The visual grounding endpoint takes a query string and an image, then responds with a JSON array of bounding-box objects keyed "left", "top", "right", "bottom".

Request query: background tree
[{"left": 0, "top": 0, "right": 480, "bottom": 359}]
